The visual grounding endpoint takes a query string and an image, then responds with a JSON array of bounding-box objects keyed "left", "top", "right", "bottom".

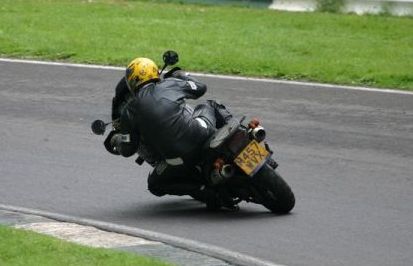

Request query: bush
[{"left": 317, "top": 0, "right": 344, "bottom": 13}]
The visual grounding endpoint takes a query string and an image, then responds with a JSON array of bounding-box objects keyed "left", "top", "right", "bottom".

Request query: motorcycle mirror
[
  {"left": 162, "top": 50, "right": 179, "bottom": 66},
  {"left": 91, "top": 120, "right": 107, "bottom": 135}
]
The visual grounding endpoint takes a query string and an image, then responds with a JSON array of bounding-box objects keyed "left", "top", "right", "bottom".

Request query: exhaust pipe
[
  {"left": 220, "top": 164, "right": 235, "bottom": 178},
  {"left": 210, "top": 163, "right": 235, "bottom": 185},
  {"left": 251, "top": 126, "right": 266, "bottom": 142}
]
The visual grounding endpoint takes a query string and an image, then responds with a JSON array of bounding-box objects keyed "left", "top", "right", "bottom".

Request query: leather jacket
[{"left": 115, "top": 72, "right": 212, "bottom": 163}]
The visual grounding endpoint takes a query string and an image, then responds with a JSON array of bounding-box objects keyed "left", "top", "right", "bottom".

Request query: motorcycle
[
  {"left": 92, "top": 51, "right": 295, "bottom": 214},
  {"left": 198, "top": 116, "right": 295, "bottom": 213}
]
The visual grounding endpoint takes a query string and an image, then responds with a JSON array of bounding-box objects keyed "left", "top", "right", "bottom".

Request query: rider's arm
[
  {"left": 112, "top": 77, "right": 130, "bottom": 122},
  {"left": 104, "top": 78, "right": 130, "bottom": 156},
  {"left": 167, "top": 68, "right": 207, "bottom": 99}
]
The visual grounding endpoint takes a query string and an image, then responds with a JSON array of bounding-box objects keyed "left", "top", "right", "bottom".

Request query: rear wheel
[{"left": 253, "top": 164, "right": 295, "bottom": 214}]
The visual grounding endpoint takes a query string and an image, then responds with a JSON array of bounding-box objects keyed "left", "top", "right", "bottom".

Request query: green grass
[
  {"left": 0, "top": 0, "right": 412, "bottom": 90},
  {"left": 134, "top": 0, "right": 272, "bottom": 8},
  {"left": 0, "top": 225, "right": 172, "bottom": 266}
]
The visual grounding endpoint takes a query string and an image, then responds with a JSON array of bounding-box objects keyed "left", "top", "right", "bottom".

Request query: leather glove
[
  {"left": 164, "top": 67, "right": 187, "bottom": 80},
  {"left": 110, "top": 133, "right": 123, "bottom": 148}
]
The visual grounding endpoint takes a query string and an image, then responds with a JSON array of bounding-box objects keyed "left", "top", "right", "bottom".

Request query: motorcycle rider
[{"left": 106, "top": 57, "right": 233, "bottom": 206}]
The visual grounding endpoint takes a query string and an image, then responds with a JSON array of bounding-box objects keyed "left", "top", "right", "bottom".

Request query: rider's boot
[
  {"left": 189, "top": 186, "right": 208, "bottom": 202},
  {"left": 203, "top": 186, "right": 239, "bottom": 211}
]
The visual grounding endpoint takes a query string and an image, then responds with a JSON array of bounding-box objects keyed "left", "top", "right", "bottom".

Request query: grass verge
[
  {"left": 0, "top": 225, "right": 172, "bottom": 266},
  {"left": 0, "top": 0, "right": 412, "bottom": 90}
]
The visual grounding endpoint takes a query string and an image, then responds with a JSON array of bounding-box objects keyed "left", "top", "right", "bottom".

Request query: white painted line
[
  {"left": 16, "top": 222, "right": 159, "bottom": 248},
  {"left": 0, "top": 203, "right": 285, "bottom": 266},
  {"left": 0, "top": 58, "right": 123, "bottom": 71},
  {"left": 191, "top": 72, "right": 413, "bottom": 95},
  {"left": 2, "top": 57, "right": 411, "bottom": 95}
]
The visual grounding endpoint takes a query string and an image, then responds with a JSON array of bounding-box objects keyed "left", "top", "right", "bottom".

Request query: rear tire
[{"left": 253, "top": 164, "right": 295, "bottom": 214}]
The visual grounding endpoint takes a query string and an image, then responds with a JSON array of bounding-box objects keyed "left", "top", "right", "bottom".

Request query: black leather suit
[{"left": 109, "top": 71, "right": 232, "bottom": 196}]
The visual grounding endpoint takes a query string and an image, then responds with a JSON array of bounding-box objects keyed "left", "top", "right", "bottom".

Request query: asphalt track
[{"left": 1, "top": 60, "right": 412, "bottom": 266}]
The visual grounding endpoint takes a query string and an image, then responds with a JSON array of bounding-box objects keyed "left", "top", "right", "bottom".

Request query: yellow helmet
[{"left": 125, "top": 57, "right": 159, "bottom": 92}]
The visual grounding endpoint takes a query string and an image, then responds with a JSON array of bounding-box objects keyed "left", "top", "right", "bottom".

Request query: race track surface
[{"left": 1, "top": 61, "right": 412, "bottom": 266}]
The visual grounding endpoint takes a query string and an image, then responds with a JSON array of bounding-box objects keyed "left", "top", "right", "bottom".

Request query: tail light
[{"left": 248, "top": 118, "right": 260, "bottom": 129}]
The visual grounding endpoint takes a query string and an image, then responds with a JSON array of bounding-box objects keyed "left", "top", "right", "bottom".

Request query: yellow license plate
[{"left": 234, "top": 140, "right": 269, "bottom": 176}]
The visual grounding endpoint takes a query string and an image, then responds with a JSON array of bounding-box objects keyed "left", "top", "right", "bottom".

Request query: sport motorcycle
[{"left": 92, "top": 51, "right": 295, "bottom": 213}]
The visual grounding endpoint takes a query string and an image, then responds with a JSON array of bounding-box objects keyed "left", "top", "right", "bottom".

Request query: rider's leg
[
  {"left": 147, "top": 163, "right": 202, "bottom": 197},
  {"left": 193, "top": 100, "right": 233, "bottom": 129},
  {"left": 147, "top": 163, "right": 239, "bottom": 210},
  {"left": 206, "top": 100, "right": 233, "bottom": 128},
  {"left": 192, "top": 103, "right": 217, "bottom": 128}
]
